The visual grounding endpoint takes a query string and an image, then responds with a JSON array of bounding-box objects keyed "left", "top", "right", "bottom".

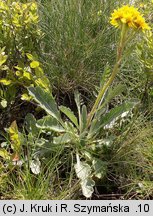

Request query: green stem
[{"left": 87, "top": 24, "right": 128, "bottom": 128}]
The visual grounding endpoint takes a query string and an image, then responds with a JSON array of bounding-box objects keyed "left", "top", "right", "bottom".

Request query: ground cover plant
[{"left": 0, "top": 0, "right": 153, "bottom": 200}]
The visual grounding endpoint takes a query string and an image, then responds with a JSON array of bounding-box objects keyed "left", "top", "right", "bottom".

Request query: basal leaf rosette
[{"left": 110, "top": 5, "right": 150, "bottom": 31}]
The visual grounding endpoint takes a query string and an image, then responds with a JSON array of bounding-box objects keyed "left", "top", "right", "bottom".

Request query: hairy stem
[{"left": 87, "top": 24, "right": 128, "bottom": 128}]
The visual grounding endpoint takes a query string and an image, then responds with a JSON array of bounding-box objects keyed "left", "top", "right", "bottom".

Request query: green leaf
[
  {"left": 0, "top": 99, "right": 7, "bottom": 108},
  {"left": 74, "top": 90, "right": 83, "bottom": 130},
  {"left": 34, "top": 66, "right": 44, "bottom": 77},
  {"left": 0, "top": 79, "right": 12, "bottom": 85},
  {"left": 89, "top": 100, "right": 139, "bottom": 138},
  {"left": 0, "top": 149, "right": 10, "bottom": 160},
  {"left": 74, "top": 154, "right": 95, "bottom": 198},
  {"left": 1, "top": 65, "right": 9, "bottom": 71},
  {"left": 53, "top": 133, "right": 71, "bottom": 144},
  {"left": 74, "top": 90, "right": 83, "bottom": 113},
  {"left": 64, "top": 121, "right": 78, "bottom": 135},
  {"left": 101, "top": 100, "right": 139, "bottom": 128},
  {"left": 5, "top": 85, "right": 17, "bottom": 102},
  {"left": 25, "top": 113, "right": 39, "bottom": 135},
  {"left": 34, "top": 76, "right": 50, "bottom": 92},
  {"left": 14, "top": 66, "right": 23, "bottom": 71},
  {"left": 23, "top": 71, "right": 32, "bottom": 80},
  {"left": 100, "top": 63, "right": 111, "bottom": 88},
  {"left": 30, "top": 158, "right": 41, "bottom": 175},
  {"left": 80, "top": 178, "right": 95, "bottom": 198},
  {"left": 81, "top": 105, "right": 87, "bottom": 131},
  {"left": 75, "top": 161, "right": 91, "bottom": 180},
  {"left": 21, "top": 93, "right": 32, "bottom": 101},
  {"left": 36, "top": 115, "right": 65, "bottom": 132},
  {"left": 0, "top": 53, "right": 7, "bottom": 66},
  {"left": 59, "top": 105, "right": 79, "bottom": 128},
  {"left": 28, "top": 86, "right": 61, "bottom": 122},
  {"left": 9, "top": 121, "right": 21, "bottom": 153},
  {"left": 97, "top": 84, "right": 126, "bottom": 114},
  {"left": 30, "top": 61, "right": 40, "bottom": 68},
  {"left": 92, "top": 158, "right": 107, "bottom": 179},
  {"left": 34, "top": 138, "right": 49, "bottom": 147},
  {"left": 26, "top": 53, "right": 34, "bottom": 61},
  {"left": 88, "top": 118, "right": 100, "bottom": 139}
]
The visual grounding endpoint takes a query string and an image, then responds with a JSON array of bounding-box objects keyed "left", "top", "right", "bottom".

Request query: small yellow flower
[{"left": 110, "top": 5, "right": 150, "bottom": 31}]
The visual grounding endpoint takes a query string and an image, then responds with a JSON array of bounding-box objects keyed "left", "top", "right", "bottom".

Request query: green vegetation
[{"left": 0, "top": 0, "right": 153, "bottom": 200}]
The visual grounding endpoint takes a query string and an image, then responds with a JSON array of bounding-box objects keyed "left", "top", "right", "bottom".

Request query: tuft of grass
[
  {"left": 38, "top": 0, "right": 119, "bottom": 95},
  {"left": 0, "top": 133, "right": 80, "bottom": 200},
  {"left": 38, "top": 0, "right": 149, "bottom": 107},
  {"left": 109, "top": 115, "right": 153, "bottom": 199}
]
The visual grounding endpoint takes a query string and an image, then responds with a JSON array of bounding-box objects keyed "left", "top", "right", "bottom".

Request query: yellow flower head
[{"left": 110, "top": 5, "right": 150, "bottom": 31}]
